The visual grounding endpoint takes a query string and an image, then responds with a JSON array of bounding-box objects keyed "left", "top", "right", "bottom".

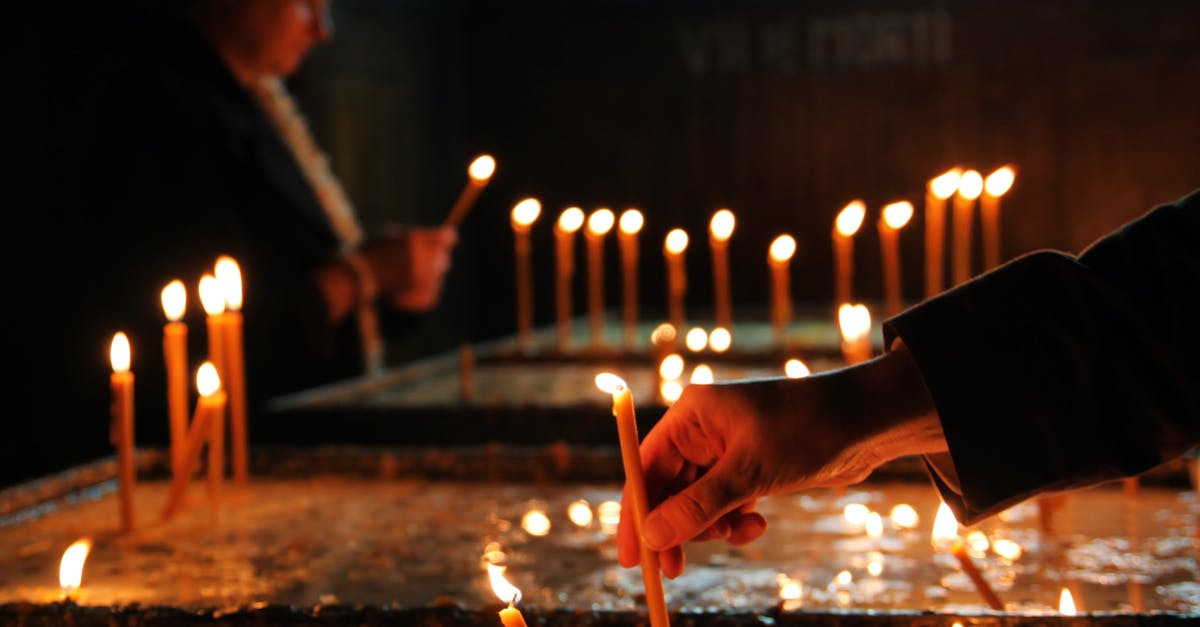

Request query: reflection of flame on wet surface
[{"left": 521, "top": 510, "right": 551, "bottom": 537}]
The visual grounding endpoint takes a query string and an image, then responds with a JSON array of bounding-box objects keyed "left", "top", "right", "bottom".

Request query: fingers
[
  {"left": 642, "top": 459, "right": 745, "bottom": 551},
  {"left": 660, "top": 545, "right": 685, "bottom": 579}
]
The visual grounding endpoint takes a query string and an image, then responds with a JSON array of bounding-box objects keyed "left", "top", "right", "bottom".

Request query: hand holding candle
[
  {"left": 585, "top": 208, "right": 615, "bottom": 348},
  {"left": 444, "top": 154, "right": 495, "bottom": 227},
  {"left": 160, "top": 281, "right": 188, "bottom": 482},
  {"left": 932, "top": 502, "right": 1004, "bottom": 610},
  {"left": 767, "top": 234, "right": 796, "bottom": 343},
  {"left": 663, "top": 229, "right": 689, "bottom": 333},
  {"left": 618, "top": 209, "right": 643, "bottom": 348},
  {"left": 953, "top": 170, "right": 984, "bottom": 285},
  {"left": 833, "top": 201, "right": 866, "bottom": 307},
  {"left": 878, "top": 201, "right": 913, "bottom": 316},
  {"left": 982, "top": 166, "right": 1016, "bottom": 270},
  {"left": 925, "top": 169, "right": 961, "bottom": 298},
  {"left": 511, "top": 198, "right": 541, "bottom": 352},
  {"left": 595, "top": 373, "right": 670, "bottom": 627},
  {"left": 708, "top": 209, "right": 735, "bottom": 329},
  {"left": 109, "top": 332, "right": 136, "bottom": 532},
  {"left": 215, "top": 257, "right": 248, "bottom": 486},
  {"left": 553, "top": 207, "right": 584, "bottom": 351}
]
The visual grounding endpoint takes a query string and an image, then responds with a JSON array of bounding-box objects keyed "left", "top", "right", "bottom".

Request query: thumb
[{"left": 641, "top": 462, "right": 744, "bottom": 551}]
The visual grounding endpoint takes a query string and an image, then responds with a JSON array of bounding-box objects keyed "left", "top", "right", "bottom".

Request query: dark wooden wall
[{"left": 294, "top": 0, "right": 1200, "bottom": 357}]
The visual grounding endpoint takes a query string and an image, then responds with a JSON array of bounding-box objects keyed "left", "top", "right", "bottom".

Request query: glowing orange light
[
  {"left": 843, "top": 503, "right": 869, "bottom": 526},
  {"left": 664, "top": 229, "right": 689, "bottom": 254},
  {"left": 685, "top": 327, "right": 708, "bottom": 352},
  {"left": 882, "top": 201, "right": 914, "bottom": 229},
  {"left": 835, "top": 201, "right": 866, "bottom": 237},
  {"left": 690, "top": 364, "right": 714, "bottom": 384},
  {"left": 985, "top": 166, "right": 1015, "bottom": 197},
  {"left": 488, "top": 563, "right": 522, "bottom": 605},
  {"left": 594, "top": 372, "right": 628, "bottom": 395},
  {"left": 992, "top": 538, "right": 1023, "bottom": 561},
  {"left": 1059, "top": 587, "right": 1077, "bottom": 615},
  {"left": 618, "top": 209, "right": 644, "bottom": 234},
  {"left": 659, "top": 354, "right": 685, "bottom": 380},
  {"left": 59, "top": 538, "right": 91, "bottom": 593},
  {"left": 521, "top": 510, "right": 551, "bottom": 537},
  {"left": 469, "top": 155, "right": 496, "bottom": 181},
  {"left": 929, "top": 168, "right": 963, "bottom": 199},
  {"left": 558, "top": 207, "right": 585, "bottom": 233},
  {"left": 837, "top": 304, "right": 871, "bottom": 343},
  {"left": 161, "top": 280, "right": 187, "bottom": 321},
  {"left": 587, "top": 208, "right": 615, "bottom": 236},
  {"left": 511, "top": 198, "right": 541, "bottom": 228},
  {"left": 784, "top": 359, "right": 810, "bottom": 379},
  {"left": 567, "top": 500, "right": 593, "bottom": 527},
  {"left": 931, "top": 502, "right": 959, "bottom": 550},
  {"left": 110, "top": 332, "right": 131, "bottom": 373},
  {"left": 649, "top": 323, "right": 676, "bottom": 347},
  {"left": 196, "top": 362, "right": 221, "bottom": 397},
  {"left": 957, "top": 170, "right": 984, "bottom": 200},
  {"left": 708, "top": 327, "right": 732, "bottom": 353},
  {"left": 660, "top": 380, "right": 683, "bottom": 404},
  {"left": 889, "top": 504, "right": 919, "bottom": 529},
  {"left": 198, "top": 274, "right": 225, "bottom": 316},
  {"left": 769, "top": 235, "right": 796, "bottom": 263},
  {"left": 709, "top": 209, "right": 735, "bottom": 241},
  {"left": 214, "top": 256, "right": 243, "bottom": 311}
]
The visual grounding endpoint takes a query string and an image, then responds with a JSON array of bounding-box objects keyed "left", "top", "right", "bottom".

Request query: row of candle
[
  {"left": 107, "top": 257, "right": 250, "bottom": 531},
  {"left": 509, "top": 165, "right": 1016, "bottom": 350}
]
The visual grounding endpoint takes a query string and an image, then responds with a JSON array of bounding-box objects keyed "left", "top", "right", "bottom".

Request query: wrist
[{"left": 835, "top": 346, "right": 946, "bottom": 465}]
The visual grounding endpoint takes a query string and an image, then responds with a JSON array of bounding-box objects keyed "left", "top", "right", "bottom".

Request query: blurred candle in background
[
  {"left": 982, "top": 166, "right": 1016, "bottom": 270},
  {"left": 618, "top": 209, "right": 644, "bottom": 348},
  {"left": 925, "top": 169, "right": 961, "bottom": 298},
  {"left": 709, "top": 209, "right": 736, "bottom": 329},
  {"left": 833, "top": 201, "right": 866, "bottom": 307},
  {"left": 586, "top": 208, "right": 615, "bottom": 349},
  {"left": 554, "top": 207, "right": 584, "bottom": 351}
]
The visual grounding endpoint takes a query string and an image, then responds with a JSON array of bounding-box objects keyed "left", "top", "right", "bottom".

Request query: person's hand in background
[{"left": 361, "top": 226, "right": 458, "bottom": 312}]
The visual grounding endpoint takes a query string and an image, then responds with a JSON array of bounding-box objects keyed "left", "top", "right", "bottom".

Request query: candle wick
[{"left": 511, "top": 593, "right": 519, "bottom": 607}]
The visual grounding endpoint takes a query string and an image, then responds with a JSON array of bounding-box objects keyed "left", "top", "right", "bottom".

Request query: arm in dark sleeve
[{"left": 884, "top": 189, "right": 1200, "bottom": 525}]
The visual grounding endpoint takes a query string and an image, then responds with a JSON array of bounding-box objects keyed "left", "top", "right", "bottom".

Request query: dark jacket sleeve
[{"left": 884, "top": 189, "right": 1200, "bottom": 525}]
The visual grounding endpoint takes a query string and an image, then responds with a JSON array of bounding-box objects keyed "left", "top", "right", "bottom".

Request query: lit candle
[
  {"left": 707, "top": 327, "right": 731, "bottom": 353},
  {"left": 981, "top": 166, "right": 1015, "bottom": 270},
  {"left": 953, "top": 170, "right": 983, "bottom": 285},
  {"left": 767, "top": 235, "right": 796, "bottom": 344},
  {"left": 554, "top": 207, "right": 584, "bottom": 351},
  {"left": 690, "top": 364, "right": 714, "bottom": 384},
  {"left": 160, "top": 281, "right": 188, "bottom": 482},
  {"left": 487, "top": 563, "right": 528, "bottom": 627},
  {"left": 925, "top": 169, "right": 961, "bottom": 298},
  {"left": 198, "top": 275, "right": 228, "bottom": 502},
  {"left": 684, "top": 327, "right": 708, "bottom": 353},
  {"left": 784, "top": 358, "right": 810, "bottom": 378},
  {"left": 215, "top": 257, "right": 248, "bottom": 487},
  {"left": 931, "top": 502, "right": 1004, "bottom": 610},
  {"left": 709, "top": 209, "right": 735, "bottom": 329},
  {"left": 511, "top": 198, "right": 541, "bottom": 353},
  {"left": 58, "top": 538, "right": 91, "bottom": 600},
  {"left": 586, "top": 208, "right": 615, "bottom": 348},
  {"left": 444, "top": 154, "right": 496, "bottom": 227},
  {"left": 109, "top": 332, "right": 136, "bottom": 532},
  {"left": 837, "top": 304, "right": 872, "bottom": 365},
  {"left": 618, "top": 209, "right": 644, "bottom": 348},
  {"left": 833, "top": 201, "right": 866, "bottom": 307},
  {"left": 663, "top": 229, "right": 689, "bottom": 333},
  {"left": 1059, "top": 587, "right": 1077, "bottom": 615},
  {"left": 878, "top": 201, "right": 913, "bottom": 316},
  {"left": 594, "top": 373, "right": 671, "bottom": 627},
  {"left": 161, "top": 362, "right": 227, "bottom": 520}
]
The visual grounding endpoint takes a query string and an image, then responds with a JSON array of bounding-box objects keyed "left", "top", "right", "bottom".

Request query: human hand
[
  {"left": 617, "top": 345, "right": 944, "bottom": 578},
  {"left": 360, "top": 226, "right": 458, "bottom": 312}
]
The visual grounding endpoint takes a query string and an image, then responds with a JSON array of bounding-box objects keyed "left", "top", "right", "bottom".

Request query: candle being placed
[
  {"left": 953, "top": 170, "right": 984, "bottom": 285},
  {"left": 618, "top": 209, "right": 644, "bottom": 348},
  {"left": 554, "top": 207, "right": 585, "bottom": 351},
  {"left": 709, "top": 209, "right": 736, "bottom": 329},
  {"left": 767, "top": 234, "right": 796, "bottom": 343},
  {"left": 58, "top": 538, "right": 91, "bottom": 599},
  {"left": 663, "top": 229, "right": 689, "bottom": 333},
  {"left": 444, "top": 154, "right": 496, "bottom": 227},
  {"left": 981, "top": 166, "right": 1016, "bottom": 270},
  {"left": 925, "top": 169, "right": 961, "bottom": 298},
  {"left": 595, "top": 373, "right": 671, "bottom": 627},
  {"left": 109, "top": 332, "right": 136, "bottom": 532},
  {"left": 487, "top": 563, "right": 528, "bottom": 627},
  {"left": 586, "top": 208, "right": 615, "bottom": 348},
  {"left": 878, "top": 201, "right": 914, "bottom": 316},
  {"left": 511, "top": 198, "right": 541, "bottom": 353},
  {"left": 215, "top": 257, "right": 248, "bottom": 487},
  {"left": 161, "top": 362, "right": 228, "bottom": 520},
  {"left": 837, "top": 304, "right": 872, "bottom": 365},
  {"left": 931, "top": 502, "right": 1004, "bottom": 610},
  {"left": 160, "top": 280, "right": 188, "bottom": 482},
  {"left": 198, "top": 274, "right": 228, "bottom": 501},
  {"left": 833, "top": 201, "right": 866, "bottom": 307}
]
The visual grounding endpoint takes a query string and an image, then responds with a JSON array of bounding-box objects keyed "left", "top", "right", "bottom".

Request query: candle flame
[
  {"left": 650, "top": 323, "right": 677, "bottom": 347},
  {"left": 957, "top": 170, "right": 984, "bottom": 200},
  {"left": 685, "top": 327, "right": 708, "bottom": 352},
  {"left": 557, "top": 207, "right": 585, "bottom": 233},
  {"left": 198, "top": 274, "right": 226, "bottom": 315},
  {"left": 931, "top": 502, "right": 960, "bottom": 547},
  {"left": 59, "top": 538, "right": 91, "bottom": 592},
  {"left": 778, "top": 576, "right": 802, "bottom": 601},
  {"left": 690, "top": 364, "right": 714, "bottom": 384},
  {"left": 161, "top": 280, "right": 187, "bottom": 321},
  {"left": 985, "top": 166, "right": 1016, "bottom": 197},
  {"left": 708, "top": 327, "right": 732, "bottom": 353},
  {"left": 511, "top": 198, "right": 541, "bottom": 228},
  {"left": 865, "top": 512, "right": 884, "bottom": 538},
  {"left": 196, "top": 361, "right": 221, "bottom": 397},
  {"left": 882, "top": 201, "right": 914, "bottom": 229},
  {"left": 487, "top": 563, "right": 522, "bottom": 606},
  {"left": 660, "top": 379, "right": 683, "bottom": 404},
  {"left": 587, "top": 208, "right": 615, "bottom": 235},
  {"left": 567, "top": 500, "right": 593, "bottom": 527},
  {"left": 843, "top": 503, "right": 869, "bottom": 526},
  {"left": 214, "top": 256, "right": 243, "bottom": 311},
  {"left": 664, "top": 229, "right": 689, "bottom": 254},
  {"left": 659, "top": 354, "right": 685, "bottom": 380},
  {"left": 837, "top": 304, "right": 871, "bottom": 343},
  {"left": 1059, "top": 587, "right": 1077, "bottom": 615},
  {"left": 468, "top": 154, "right": 496, "bottom": 181},
  {"left": 594, "top": 372, "right": 628, "bottom": 395},
  {"left": 769, "top": 234, "right": 796, "bottom": 263},
  {"left": 929, "top": 168, "right": 963, "bottom": 199},
  {"left": 835, "top": 570, "right": 853, "bottom": 586},
  {"left": 784, "top": 358, "right": 810, "bottom": 379},
  {"left": 889, "top": 503, "right": 919, "bottom": 529},
  {"left": 619, "top": 209, "right": 644, "bottom": 234},
  {"left": 835, "top": 201, "right": 866, "bottom": 236},
  {"left": 521, "top": 509, "right": 551, "bottom": 537},
  {"left": 709, "top": 209, "right": 736, "bottom": 241},
  {"left": 110, "top": 332, "right": 131, "bottom": 373}
]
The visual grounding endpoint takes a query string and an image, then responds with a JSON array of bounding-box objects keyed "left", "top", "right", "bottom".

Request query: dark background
[{"left": 287, "top": 0, "right": 1199, "bottom": 362}]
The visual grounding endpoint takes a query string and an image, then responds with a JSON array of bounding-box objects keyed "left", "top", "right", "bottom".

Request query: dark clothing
[{"left": 887, "top": 189, "right": 1200, "bottom": 525}]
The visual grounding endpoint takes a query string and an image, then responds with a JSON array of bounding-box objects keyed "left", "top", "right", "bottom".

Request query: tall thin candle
[
  {"left": 511, "top": 198, "right": 541, "bottom": 353},
  {"left": 878, "top": 201, "right": 913, "bottom": 316},
  {"left": 585, "top": 208, "right": 615, "bottom": 349},
  {"left": 618, "top": 209, "right": 644, "bottom": 348},
  {"left": 554, "top": 207, "right": 584, "bottom": 351},
  {"left": 109, "top": 332, "right": 136, "bottom": 532},
  {"left": 160, "top": 281, "right": 188, "bottom": 481},
  {"left": 663, "top": 229, "right": 689, "bottom": 334},
  {"left": 925, "top": 169, "right": 961, "bottom": 298},
  {"left": 981, "top": 166, "right": 1015, "bottom": 270},
  {"left": 833, "top": 201, "right": 866, "bottom": 307},
  {"left": 767, "top": 234, "right": 796, "bottom": 343},
  {"left": 953, "top": 170, "right": 983, "bottom": 285},
  {"left": 198, "top": 274, "right": 227, "bottom": 504},
  {"left": 444, "top": 155, "right": 496, "bottom": 227},
  {"left": 215, "top": 257, "right": 248, "bottom": 486},
  {"left": 709, "top": 209, "right": 735, "bottom": 329}
]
